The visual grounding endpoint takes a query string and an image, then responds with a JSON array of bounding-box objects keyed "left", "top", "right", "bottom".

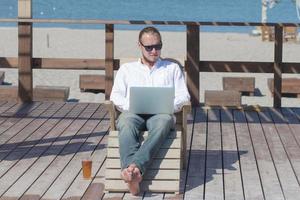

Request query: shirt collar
[{"left": 138, "top": 58, "right": 162, "bottom": 70}]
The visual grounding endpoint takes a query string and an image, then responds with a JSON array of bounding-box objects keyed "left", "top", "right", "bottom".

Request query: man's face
[{"left": 139, "top": 33, "right": 162, "bottom": 66}]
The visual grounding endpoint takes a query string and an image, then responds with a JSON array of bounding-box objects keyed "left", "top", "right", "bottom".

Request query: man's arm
[
  {"left": 110, "top": 66, "right": 128, "bottom": 111},
  {"left": 173, "top": 64, "right": 190, "bottom": 112}
]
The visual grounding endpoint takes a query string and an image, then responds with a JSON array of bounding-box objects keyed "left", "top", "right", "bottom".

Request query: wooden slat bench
[
  {"left": 33, "top": 85, "right": 70, "bottom": 101},
  {"left": 79, "top": 74, "right": 105, "bottom": 92},
  {"left": 0, "top": 85, "right": 18, "bottom": 101},
  {"left": 205, "top": 90, "right": 241, "bottom": 107},
  {"left": 104, "top": 100, "right": 191, "bottom": 194},
  {"left": 268, "top": 78, "right": 300, "bottom": 98},
  {"left": 223, "top": 77, "right": 255, "bottom": 96},
  {"left": 0, "top": 71, "right": 4, "bottom": 84},
  {"left": 105, "top": 130, "right": 181, "bottom": 193}
]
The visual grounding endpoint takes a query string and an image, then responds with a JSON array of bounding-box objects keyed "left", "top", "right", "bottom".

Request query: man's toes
[{"left": 121, "top": 168, "right": 133, "bottom": 182}]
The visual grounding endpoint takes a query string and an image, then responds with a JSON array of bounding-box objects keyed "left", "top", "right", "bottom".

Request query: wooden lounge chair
[
  {"left": 261, "top": 26, "right": 298, "bottom": 42},
  {"left": 283, "top": 26, "right": 298, "bottom": 42},
  {"left": 261, "top": 26, "right": 274, "bottom": 41},
  {"left": 104, "top": 100, "right": 191, "bottom": 193}
]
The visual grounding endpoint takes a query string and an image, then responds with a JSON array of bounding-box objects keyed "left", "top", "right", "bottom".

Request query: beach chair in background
[
  {"left": 104, "top": 100, "right": 191, "bottom": 194},
  {"left": 33, "top": 85, "right": 70, "bottom": 102},
  {"left": 261, "top": 26, "right": 298, "bottom": 42},
  {"left": 79, "top": 74, "right": 105, "bottom": 92},
  {"left": 261, "top": 26, "right": 275, "bottom": 41},
  {"left": 283, "top": 26, "right": 298, "bottom": 42}
]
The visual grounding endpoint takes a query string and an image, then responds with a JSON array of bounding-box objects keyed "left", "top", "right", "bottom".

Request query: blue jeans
[{"left": 116, "top": 111, "right": 175, "bottom": 175}]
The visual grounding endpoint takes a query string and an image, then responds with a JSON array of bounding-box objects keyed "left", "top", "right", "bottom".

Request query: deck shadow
[
  {"left": 0, "top": 131, "right": 108, "bottom": 161},
  {"left": 184, "top": 149, "right": 247, "bottom": 192}
]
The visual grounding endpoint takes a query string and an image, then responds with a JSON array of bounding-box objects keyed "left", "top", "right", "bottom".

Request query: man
[{"left": 110, "top": 26, "right": 190, "bottom": 195}]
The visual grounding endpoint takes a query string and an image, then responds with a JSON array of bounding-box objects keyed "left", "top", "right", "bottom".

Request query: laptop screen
[{"left": 129, "top": 87, "right": 174, "bottom": 114}]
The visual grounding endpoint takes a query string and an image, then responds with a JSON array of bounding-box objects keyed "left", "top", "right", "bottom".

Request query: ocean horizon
[{"left": 1, "top": 0, "right": 300, "bottom": 33}]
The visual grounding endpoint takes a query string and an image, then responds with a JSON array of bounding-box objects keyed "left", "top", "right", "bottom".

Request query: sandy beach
[{"left": 1, "top": 27, "right": 300, "bottom": 107}]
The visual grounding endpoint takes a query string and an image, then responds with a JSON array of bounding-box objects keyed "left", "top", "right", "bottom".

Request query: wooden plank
[
  {"left": 3, "top": 57, "right": 300, "bottom": 73},
  {"left": 107, "top": 148, "right": 180, "bottom": 159},
  {"left": 108, "top": 137, "right": 181, "bottom": 149},
  {"left": 79, "top": 74, "right": 105, "bottom": 91},
  {"left": 18, "top": 0, "right": 32, "bottom": 18},
  {"left": 18, "top": 22, "right": 33, "bottom": 102},
  {"left": 0, "top": 86, "right": 18, "bottom": 101},
  {"left": 105, "top": 180, "right": 179, "bottom": 193},
  {"left": 62, "top": 109, "right": 109, "bottom": 200},
  {"left": 184, "top": 108, "right": 206, "bottom": 200},
  {"left": 123, "top": 192, "right": 143, "bottom": 200},
  {"left": 41, "top": 105, "right": 107, "bottom": 199},
  {"left": 106, "top": 169, "right": 179, "bottom": 180},
  {"left": 0, "top": 102, "right": 43, "bottom": 145},
  {"left": 273, "top": 25, "right": 283, "bottom": 107},
  {"left": 0, "top": 103, "right": 69, "bottom": 196},
  {"left": 220, "top": 109, "right": 244, "bottom": 200},
  {"left": 0, "top": 71, "right": 4, "bottom": 84},
  {"left": 165, "top": 107, "right": 194, "bottom": 198},
  {"left": 0, "top": 102, "right": 19, "bottom": 127},
  {"left": 268, "top": 78, "right": 300, "bottom": 96},
  {"left": 233, "top": 110, "right": 264, "bottom": 200},
  {"left": 105, "top": 24, "right": 114, "bottom": 100},
  {"left": 0, "top": 102, "right": 18, "bottom": 114},
  {"left": 18, "top": 0, "right": 32, "bottom": 102},
  {"left": 109, "top": 130, "right": 179, "bottom": 138},
  {"left": 33, "top": 85, "right": 70, "bottom": 102},
  {"left": 186, "top": 25, "right": 200, "bottom": 106},
  {"left": 245, "top": 110, "right": 284, "bottom": 199},
  {"left": 0, "top": 57, "right": 120, "bottom": 70},
  {"left": 0, "top": 102, "right": 55, "bottom": 162},
  {"left": 204, "top": 109, "right": 223, "bottom": 200},
  {"left": 1, "top": 18, "right": 300, "bottom": 27},
  {"left": 33, "top": 58, "right": 119, "bottom": 70},
  {"left": 17, "top": 103, "right": 90, "bottom": 199},
  {"left": 0, "top": 103, "right": 77, "bottom": 198},
  {"left": 2, "top": 103, "right": 78, "bottom": 199},
  {"left": 205, "top": 90, "right": 241, "bottom": 107},
  {"left": 281, "top": 108, "right": 300, "bottom": 154},
  {"left": 0, "top": 57, "right": 19, "bottom": 68},
  {"left": 106, "top": 158, "right": 180, "bottom": 170},
  {"left": 264, "top": 108, "right": 300, "bottom": 198},
  {"left": 222, "top": 77, "right": 255, "bottom": 95},
  {"left": 143, "top": 192, "right": 164, "bottom": 200}
]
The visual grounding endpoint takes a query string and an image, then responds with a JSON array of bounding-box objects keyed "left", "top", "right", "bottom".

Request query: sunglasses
[{"left": 140, "top": 42, "right": 162, "bottom": 52}]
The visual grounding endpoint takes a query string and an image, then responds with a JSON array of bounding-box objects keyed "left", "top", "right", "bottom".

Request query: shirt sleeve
[
  {"left": 173, "top": 64, "right": 190, "bottom": 112},
  {"left": 110, "top": 65, "right": 129, "bottom": 111}
]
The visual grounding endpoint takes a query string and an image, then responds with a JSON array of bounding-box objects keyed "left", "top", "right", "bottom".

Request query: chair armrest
[
  {"left": 181, "top": 101, "right": 192, "bottom": 116},
  {"left": 104, "top": 100, "right": 117, "bottom": 130}
]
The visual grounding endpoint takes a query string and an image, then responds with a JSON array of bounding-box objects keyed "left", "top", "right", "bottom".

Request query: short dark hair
[{"left": 138, "top": 26, "right": 162, "bottom": 43}]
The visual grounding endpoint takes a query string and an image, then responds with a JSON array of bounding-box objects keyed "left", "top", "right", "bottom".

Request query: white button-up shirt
[{"left": 110, "top": 58, "right": 190, "bottom": 112}]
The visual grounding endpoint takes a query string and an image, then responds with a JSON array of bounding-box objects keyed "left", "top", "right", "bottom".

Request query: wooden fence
[{"left": 0, "top": 0, "right": 300, "bottom": 107}]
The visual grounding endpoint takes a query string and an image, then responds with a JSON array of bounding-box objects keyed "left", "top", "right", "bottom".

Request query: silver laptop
[{"left": 129, "top": 87, "right": 174, "bottom": 114}]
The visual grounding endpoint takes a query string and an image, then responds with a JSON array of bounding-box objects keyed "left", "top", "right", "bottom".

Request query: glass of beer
[{"left": 82, "top": 159, "right": 92, "bottom": 179}]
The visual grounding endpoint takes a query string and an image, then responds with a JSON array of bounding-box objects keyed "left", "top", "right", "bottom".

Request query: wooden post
[
  {"left": 273, "top": 25, "right": 283, "bottom": 108},
  {"left": 186, "top": 25, "right": 200, "bottom": 106},
  {"left": 105, "top": 24, "right": 114, "bottom": 100},
  {"left": 18, "top": 0, "right": 33, "bottom": 102}
]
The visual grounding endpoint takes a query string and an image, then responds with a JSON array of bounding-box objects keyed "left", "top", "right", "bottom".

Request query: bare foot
[
  {"left": 120, "top": 165, "right": 134, "bottom": 182},
  {"left": 127, "top": 165, "right": 142, "bottom": 196}
]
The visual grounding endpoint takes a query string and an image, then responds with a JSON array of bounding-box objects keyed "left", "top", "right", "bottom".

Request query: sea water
[{"left": 0, "top": 0, "right": 299, "bottom": 32}]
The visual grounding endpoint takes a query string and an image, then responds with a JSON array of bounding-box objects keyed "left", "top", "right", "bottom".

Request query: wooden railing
[{"left": 0, "top": 0, "right": 300, "bottom": 107}]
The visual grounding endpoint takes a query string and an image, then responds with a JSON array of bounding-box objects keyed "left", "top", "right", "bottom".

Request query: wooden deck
[{"left": 0, "top": 101, "right": 300, "bottom": 200}]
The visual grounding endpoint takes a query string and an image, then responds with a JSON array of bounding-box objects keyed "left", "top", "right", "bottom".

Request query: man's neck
[{"left": 141, "top": 58, "right": 155, "bottom": 69}]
